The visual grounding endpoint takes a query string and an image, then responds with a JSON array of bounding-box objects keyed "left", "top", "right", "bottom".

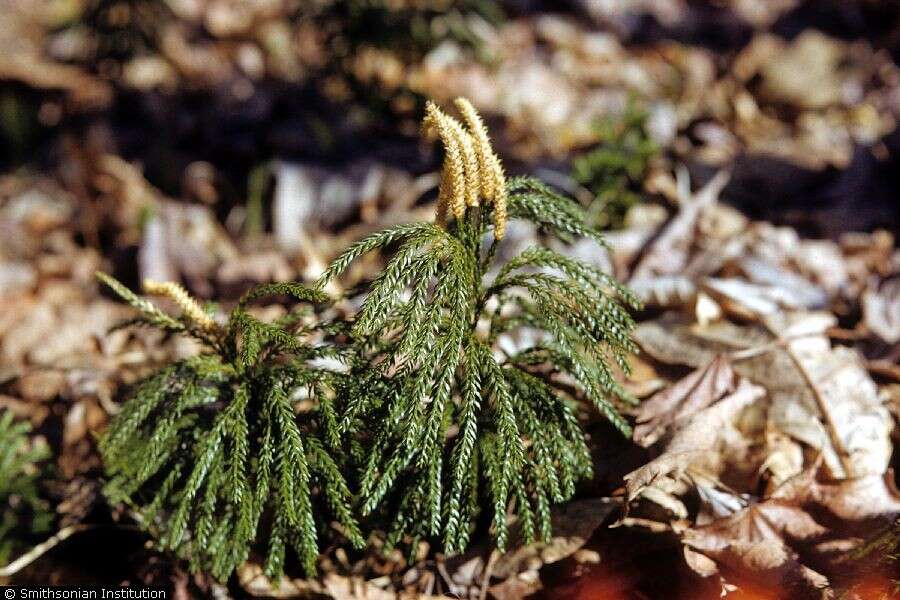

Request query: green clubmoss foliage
[
  {"left": 318, "top": 173, "right": 640, "bottom": 556},
  {"left": 572, "top": 102, "right": 657, "bottom": 230},
  {"left": 0, "top": 411, "right": 52, "bottom": 566},
  {"left": 97, "top": 276, "right": 363, "bottom": 581}
]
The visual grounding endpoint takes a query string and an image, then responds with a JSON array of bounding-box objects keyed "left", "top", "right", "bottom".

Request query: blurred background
[{"left": 0, "top": 0, "right": 899, "bottom": 597}]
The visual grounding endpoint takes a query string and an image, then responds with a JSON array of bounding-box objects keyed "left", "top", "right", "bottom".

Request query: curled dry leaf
[
  {"left": 634, "top": 312, "right": 894, "bottom": 482},
  {"left": 702, "top": 268, "right": 826, "bottom": 318},
  {"left": 628, "top": 306, "right": 898, "bottom": 595},
  {"left": 682, "top": 495, "right": 832, "bottom": 597},
  {"left": 681, "top": 460, "right": 900, "bottom": 597},
  {"left": 629, "top": 169, "right": 730, "bottom": 282},
  {"left": 862, "top": 277, "right": 900, "bottom": 344},
  {"left": 762, "top": 311, "right": 892, "bottom": 480},
  {"left": 633, "top": 354, "right": 735, "bottom": 447},
  {"left": 772, "top": 463, "right": 900, "bottom": 522},
  {"left": 624, "top": 378, "right": 765, "bottom": 508},
  {"left": 633, "top": 314, "right": 737, "bottom": 369}
]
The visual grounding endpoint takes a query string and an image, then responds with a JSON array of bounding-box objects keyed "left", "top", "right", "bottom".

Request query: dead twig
[{"left": 0, "top": 524, "right": 94, "bottom": 578}]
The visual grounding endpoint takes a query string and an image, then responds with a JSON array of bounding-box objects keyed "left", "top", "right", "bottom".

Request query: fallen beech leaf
[
  {"left": 633, "top": 354, "right": 735, "bottom": 447},
  {"left": 635, "top": 312, "right": 893, "bottom": 481},
  {"left": 862, "top": 278, "right": 900, "bottom": 343},
  {"left": 628, "top": 275, "right": 696, "bottom": 309},
  {"left": 624, "top": 378, "right": 765, "bottom": 506},
  {"left": 763, "top": 312, "right": 892, "bottom": 479},
  {"left": 774, "top": 466, "right": 900, "bottom": 521},
  {"left": 630, "top": 169, "right": 730, "bottom": 281},
  {"left": 682, "top": 497, "right": 831, "bottom": 595}
]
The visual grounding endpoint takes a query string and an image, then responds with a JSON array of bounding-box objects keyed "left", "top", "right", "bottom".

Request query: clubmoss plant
[
  {"left": 318, "top": 98, "right": 640, "bottom": 556},
  {"left": 96, "top": 275, "right": 363, "bottom": 581},
  {"left": 0, "top": 410, "right": 52, "bottom": 567},
  {"left": 572, "top": 101, "right": 657, "bottom": 230}
]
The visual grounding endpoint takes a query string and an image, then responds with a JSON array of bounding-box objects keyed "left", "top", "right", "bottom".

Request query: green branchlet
[
  {"left": 0, "top": 411, "right": 52, "bottom": 567},
  {"left": 97, "top": 276, "right": 362, "bottom": 581},
  {"left": 572, "top": 102, "right": 657, "bottom": 230}
]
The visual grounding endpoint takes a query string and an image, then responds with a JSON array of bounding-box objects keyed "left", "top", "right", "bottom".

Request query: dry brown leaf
[
  {"left": 624, "top": 378, "right": 765, "bottom": 508},
  {"left": 701, "top": 275, "right": 824, "bottom": 319},
  {"left": 617, "top": 353, "right": 666, "bottom": 399},
  {"left": 685, "top": 501, "right": 828, "bottom": 553},
  {"left": 679, "top": 457, "right": 900, "bottom": 597},
  {"left": 323, "top": 573, "right": 451, "bottom": 600},
  {"left": 633, "top": 314, "right": 740, "bottom": 369},
  {"left": 217, "top": 250, "right": 296, "bottom": 288},
  {"left": 758, "top": 31, "right": 851, "bottom": 110},
  {"left": 16, "top": 368, "right": 65, "bottom": 402},
  {"left": 438, "top": 499, "right": 619, "bottom": 598},
  {"left": 762, "top": 312, "right": 892, "bottom": 479},
  {"left": 681, "top": 497, "right": 832, "bottom": 596},
  {"left": 760, "top": 431, "right": 805, "bottom": 489},
  {"left": 323, "top": 574, "right": 397, "bottom": 600},
  {"left": 773, "top": 465, "right": 900, "bottom": 521},
  {"left": 633, "top": 354, "right": 735, "bottom": 447},
  {"left": 630, "top": 169, "right": 730, "bottom": 282},
  {"left": 739, "top": 259, "right": 829, "bottom": 310},
  {"left": 486, "top": 573, "right": 540, "bottom": 600},
  {"left": 862, "top": 278, "right": 900, "bottom": 343},
  {"left": 628, "top": 275, "right": 696, "bottom": 309},
  {"left": 98, "top": 156, "right": 238, "bottom": 292},
  {"left": 0, "top": 9, "right": 112, "bottom": 108},
  {"left": 635, "top": 312, "right": 893, "bottom": 481}
]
